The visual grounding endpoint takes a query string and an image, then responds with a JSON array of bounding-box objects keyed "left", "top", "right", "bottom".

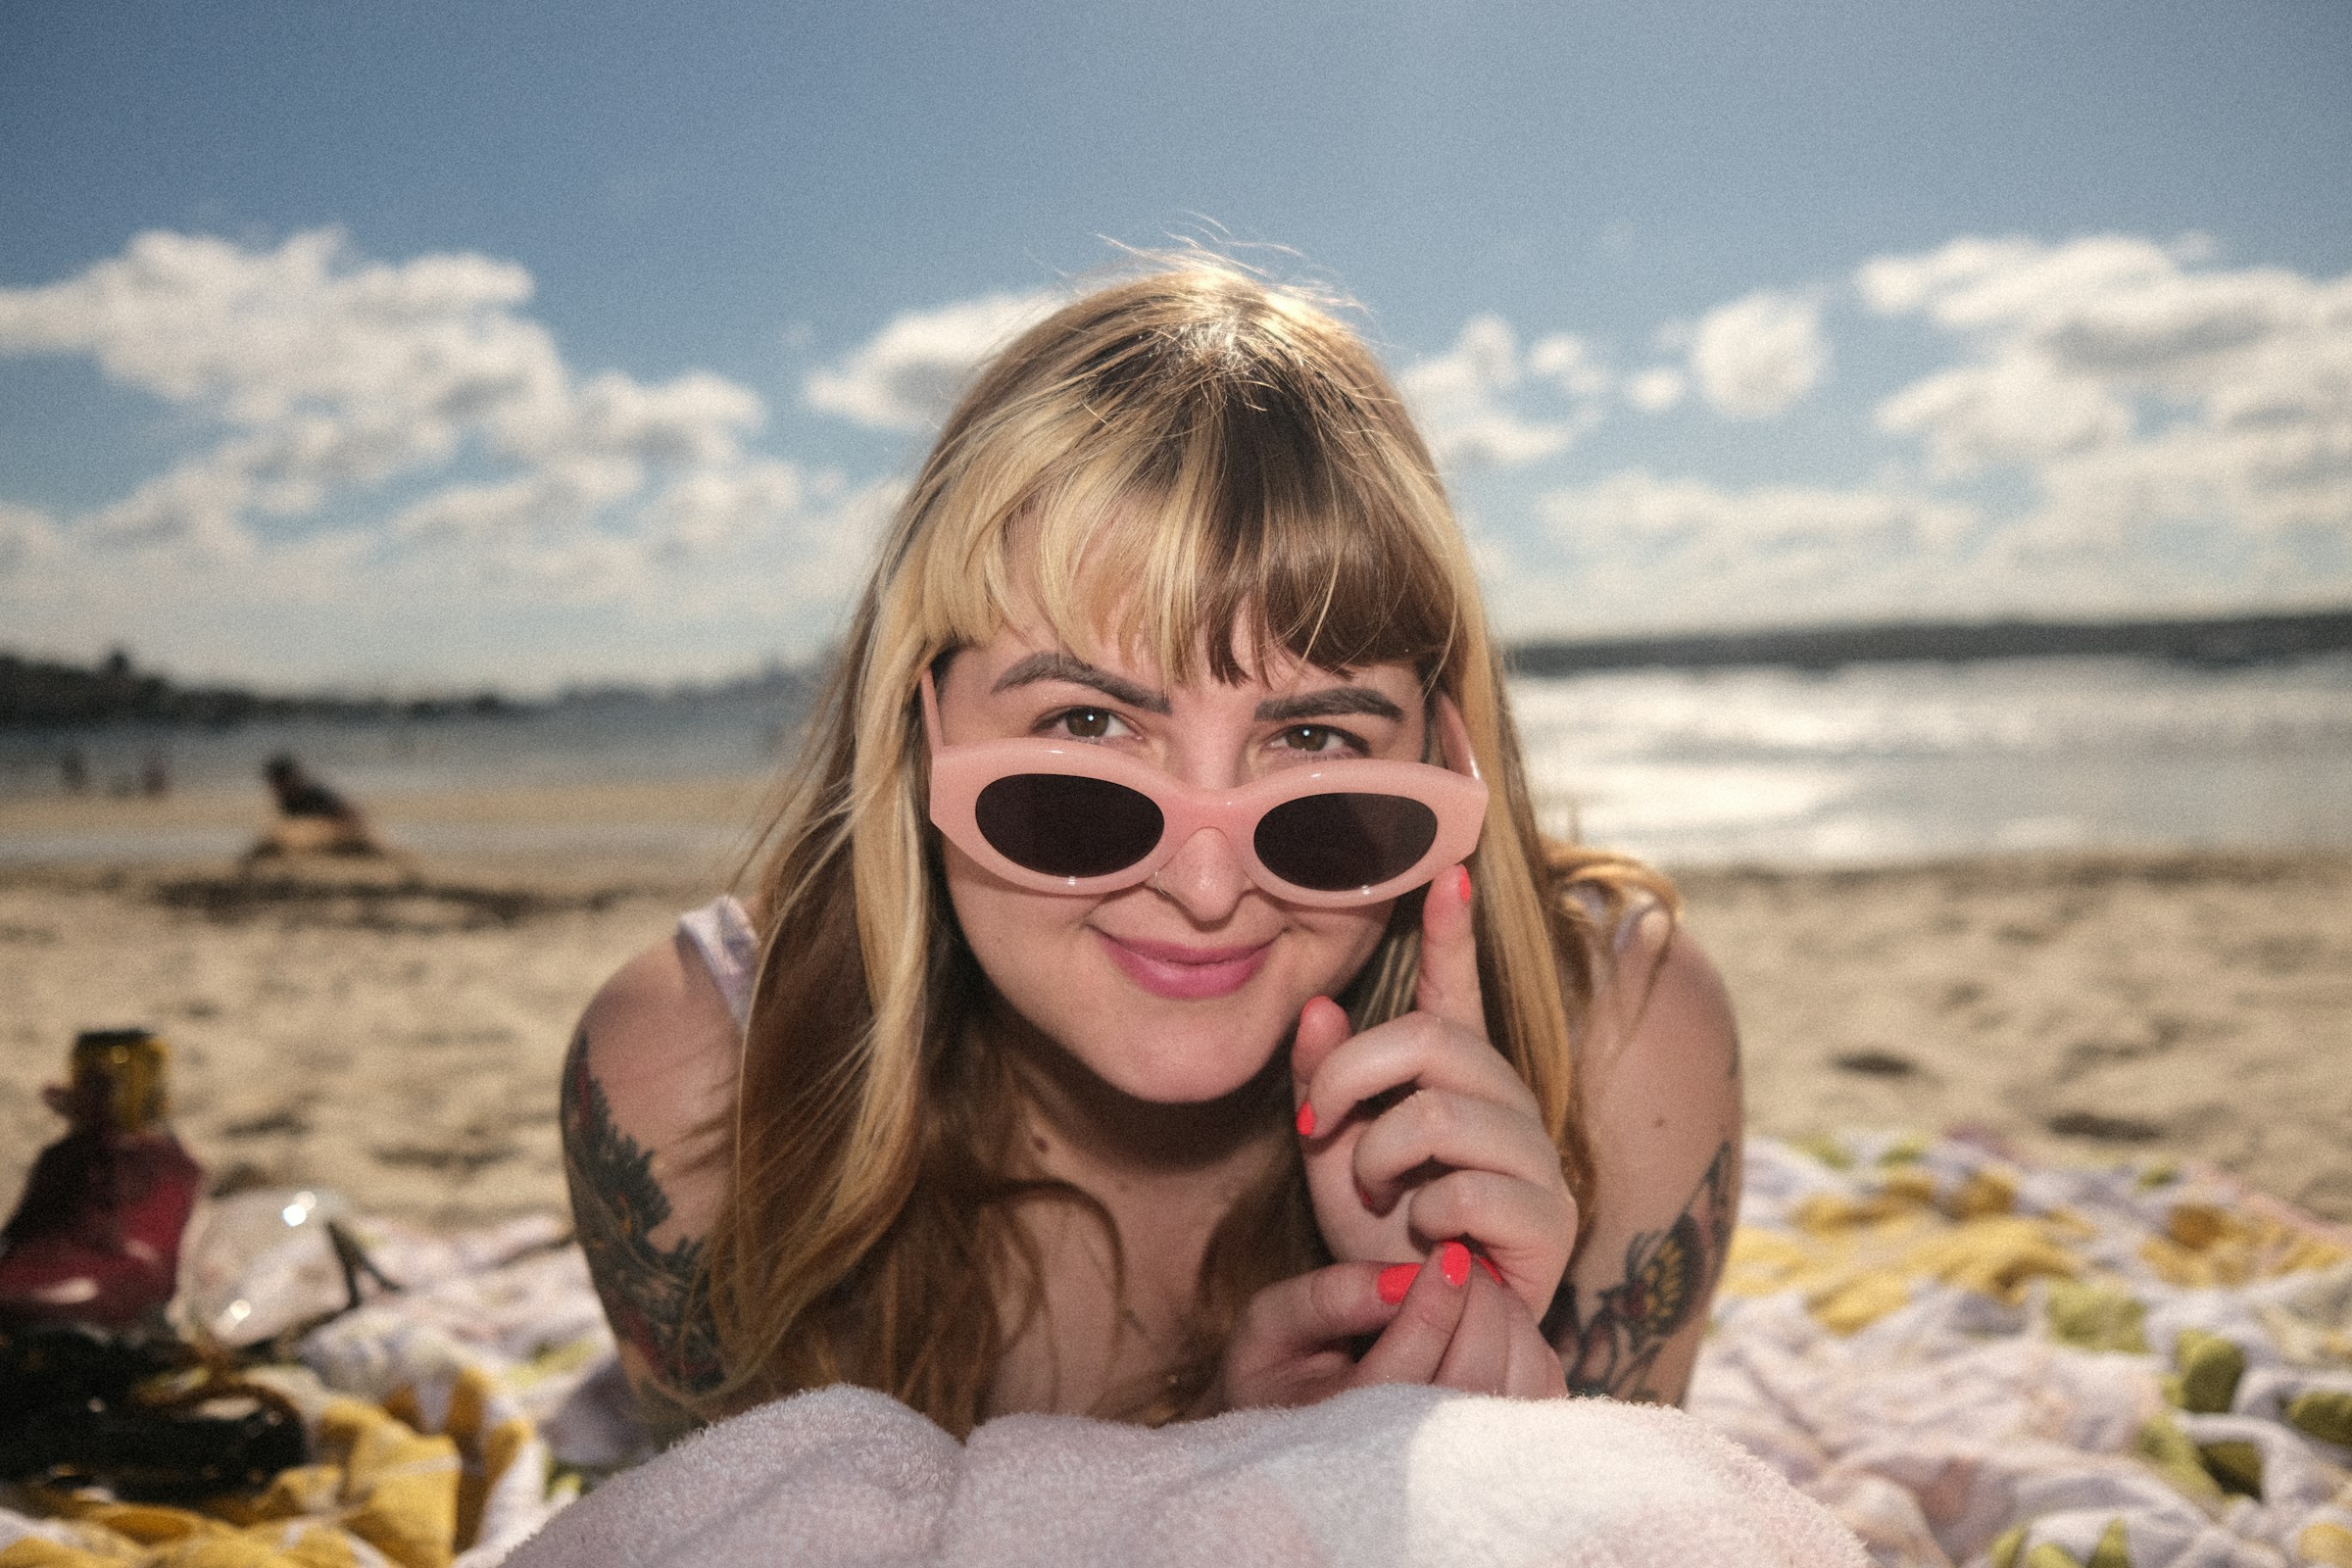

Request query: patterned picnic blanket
[
  {"left": 1695, "top": 1132, "right": 2352, "bottom": 1567},
  {"left": 3, "top": 1134, "right": 2347, "bottom": 1567}
]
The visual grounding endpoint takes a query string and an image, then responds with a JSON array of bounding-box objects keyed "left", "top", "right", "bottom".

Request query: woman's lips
[{"left": 1095, "top": 932, "right": 1272, "bottom": 1000}]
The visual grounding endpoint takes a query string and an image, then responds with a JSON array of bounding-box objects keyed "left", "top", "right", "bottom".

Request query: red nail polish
[
  {"left": 1377, "top": 1263, "right": 1418, "bottom": 1304},
  {"left": 1295, "top": 1101, "right": 1316, "bottom": 1138},
  {"left": 1476, "top": 1253, "right": 1503, "bottom": 1286},
  {"left": 1440, "top": 1241, "right": 1471, "bottom": 1288},
  {"left": 1454, "top": 866, "right": 1473, "bottom": 905}
]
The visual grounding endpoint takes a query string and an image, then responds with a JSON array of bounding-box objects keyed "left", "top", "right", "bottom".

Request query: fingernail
[
  {"left": 1440, "top": 1241, "right": 1471, "bottom": 1289},
  {"left": 1377, "top": 1263, "right": 1418, "bottom": 1304},
  {"left": 1476, "top": 1253, "right": 1503, "bottom": 1286},
  {"left": 1454, "top": 866, "right": 1473, "bottom": 905},
  {"left": 1295, "top": 1101, "right": 1316, "bottom": 1138}
]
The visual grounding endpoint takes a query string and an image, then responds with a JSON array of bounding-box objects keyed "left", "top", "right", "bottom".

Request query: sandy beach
[{"left": 3, "top": 784, "right": 2348, "bottom": 1228}]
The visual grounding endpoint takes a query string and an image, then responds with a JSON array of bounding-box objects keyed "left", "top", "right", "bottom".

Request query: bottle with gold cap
[{"left": 0, "top": 1029, "right": 206, "bottom": 1328}]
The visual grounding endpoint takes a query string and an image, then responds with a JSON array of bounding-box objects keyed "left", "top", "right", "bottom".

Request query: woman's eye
[
  {"left": 1047, "top": 708, "right": 1123, "bottom": 740},
  {"left": 1275, "top": 724, "right": 1350, "bottom": 755}
]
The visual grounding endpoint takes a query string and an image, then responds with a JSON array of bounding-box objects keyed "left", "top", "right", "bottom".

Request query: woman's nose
[{"left": 1150, "top": 826, "right": 1252, "bottom": 922}]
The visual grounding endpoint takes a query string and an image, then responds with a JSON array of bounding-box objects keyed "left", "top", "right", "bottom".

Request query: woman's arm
[
  {"left": 561, "top": 931, "right": 742, "bottom": 1441},
  {"left": 1549, "top": 907, "right": 1743, "bottom": 1404}
]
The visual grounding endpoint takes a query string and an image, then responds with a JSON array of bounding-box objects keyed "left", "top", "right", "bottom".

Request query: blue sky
[{"left": 3, "top": 1, "right": 2348, "bottom": 690}]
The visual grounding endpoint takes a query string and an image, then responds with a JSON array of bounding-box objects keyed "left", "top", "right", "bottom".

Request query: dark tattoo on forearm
[
  {"left": 561, "top": 1029, "right": 723, "bottom": 1412},
  {"left": 1546, "top": 1139, "right": 1738, "bottom": 1402}
]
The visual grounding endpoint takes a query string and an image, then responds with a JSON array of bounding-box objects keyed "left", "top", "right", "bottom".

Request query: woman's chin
[
  {"left": 983, "top": 971, "right": 1279, "bottom": 1111},
  {"left": 1061, "top": 1002, "right": 1292, "bottom": 1109}
]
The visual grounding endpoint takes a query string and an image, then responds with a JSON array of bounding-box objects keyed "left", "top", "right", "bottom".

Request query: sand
[
  {"left": 4, "top": 785, "right": 2348, "bottom": 1227},
  {"left": 1679, "top": 854, "right": 2352, "bottom": 1222}
]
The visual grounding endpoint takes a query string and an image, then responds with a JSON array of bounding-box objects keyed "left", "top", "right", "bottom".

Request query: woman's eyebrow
[
  {"left": 1254, "top": 688, "right": 1406, "bottom": 723},
  {"left": 990, "top": 652, "right": 1172, "bottom": 713}
]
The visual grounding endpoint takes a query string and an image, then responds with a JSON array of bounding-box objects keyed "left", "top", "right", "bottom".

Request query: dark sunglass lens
[
  {"left": 974, "top": 774, "right": 1164, "bottom": 879},
  {"left": 1254, "top": 794, "right": 1438, "bottom": 893}
]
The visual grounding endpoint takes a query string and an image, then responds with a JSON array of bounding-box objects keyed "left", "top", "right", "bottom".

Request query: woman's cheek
[{"left": 1288, "top": 905, "right": 1395, "bottom": 999}]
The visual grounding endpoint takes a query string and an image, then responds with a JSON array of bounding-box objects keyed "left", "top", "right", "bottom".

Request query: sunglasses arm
[
  {"left": 920, "top": 663, "right": 952, "bottom": 751},
  {"left": 1433, "top": 694, "right": 1482, "bottom": 784}
]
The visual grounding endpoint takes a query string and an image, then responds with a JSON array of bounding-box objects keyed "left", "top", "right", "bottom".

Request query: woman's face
[{"left": 933, "top": 617, "right": 1430, "bottom": 1107}]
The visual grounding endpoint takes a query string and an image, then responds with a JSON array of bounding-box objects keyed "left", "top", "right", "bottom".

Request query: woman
[{"left": 563, "top": 265, "right": 1741, "bottom": 1444}]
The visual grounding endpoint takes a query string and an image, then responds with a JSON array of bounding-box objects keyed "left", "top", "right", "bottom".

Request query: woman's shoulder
[
  {"left": 563, "top": 902, "right": 748, "bottom": 1435},
  {"left": 1542, "top": 847, "right": 1742, "bottom": 1402},
  {"left": 577, "top": 930, "right": 739, "bottom": 1110},
  {"left": 564, "top": 900, "right": 748, "bottom": 1234}
]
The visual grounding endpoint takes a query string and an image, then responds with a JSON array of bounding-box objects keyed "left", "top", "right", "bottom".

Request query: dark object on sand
[
  {"left": 0, "top": 1320, "right": 307, "bottom": 1501},
  {"left": 1830, "top": 1049, "right": 1923, "bottom": 1079},
  {"left": 247, "top": 753, "right": 386, "bottom": 858},
  {"left": 0, "top": 1030, "right": 204, "bottom": 1330}
]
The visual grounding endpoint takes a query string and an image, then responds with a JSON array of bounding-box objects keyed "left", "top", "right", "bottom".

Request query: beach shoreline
[{"left": 3, "top": 835, "right": 2347, "bottom": 1229}]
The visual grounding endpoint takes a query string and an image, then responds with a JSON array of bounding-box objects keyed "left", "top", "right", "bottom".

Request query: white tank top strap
[
  {"left": 1566, "top": 881, "right": 1662, "bottom": 959},
  {"left": 678, "top": 894, "right": 760, "bottom": 1030}
]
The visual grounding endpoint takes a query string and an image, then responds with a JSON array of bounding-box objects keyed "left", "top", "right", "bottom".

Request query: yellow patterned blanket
[
  {"left": 1694, "top": 1132, "right": 2352, "bottom": 1567},
  {"left": 3, "top": 1135, "right": 2347, "bottom": 1567}
]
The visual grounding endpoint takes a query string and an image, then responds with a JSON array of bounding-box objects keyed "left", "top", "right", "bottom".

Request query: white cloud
[
  {"left": 804, "top": 290, "right": 1058, "bottom": 432},
  {"left": 1397, "top": 316, "right": 1611, "bottom": 470},
  {"left": 1475, "top": 238, "right": 2352, "bottom": 636},
  {"left": 12, "top": 228, "right": 2347, "bottom": 678},
  {"left": 1858, "top": 234, "right": 2352, "bottom": 548},
  {"left": 0, "top": 502, "right": 62, "bottom": 576},
  {"left": 1874, "top": 355, "right": 2132, "bottom": 471},
  {"left": 1625, "top": 367, "right": 1686, "bottom": 415},
  {"left": 1527, "top": 333, "right": 1610, "bottom": 399},
  {"left": 0, "top": 229, "right": 892, "bottom": 682},
  {"left": 1468, "top": 469, "right": 1984, "bottom": 635},
  {"left": 1686, "top": 290, "right": 1827, "bottom": 418},
  {"left": 1544, "top": 468, "right": 1972, "bottom": 551}
]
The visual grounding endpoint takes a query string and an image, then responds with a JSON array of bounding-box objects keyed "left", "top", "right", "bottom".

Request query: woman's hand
[
  {"left": 1213, "top": 1246, "right": 1568, "bottom": 1412},
  {"left": 1291, "top": 866, "right": 1579, "bottom": 1322}
]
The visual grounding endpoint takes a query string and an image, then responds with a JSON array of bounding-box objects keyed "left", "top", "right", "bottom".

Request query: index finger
[{"left": 1413, "top": 863, "right": 1487, "bottom": 1038}]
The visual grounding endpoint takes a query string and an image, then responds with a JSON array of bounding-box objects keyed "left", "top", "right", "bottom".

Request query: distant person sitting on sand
[{"left": 245, "top": 754, "right": 386, "bottom": 860}]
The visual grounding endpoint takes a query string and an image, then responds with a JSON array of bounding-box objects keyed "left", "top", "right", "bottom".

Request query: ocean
[
  {"left": 6, "top": 654, "right": 2350, "bottom": 869},
  {"left": 1511, "top": 653, "right": 2352, "bottom": 866}
]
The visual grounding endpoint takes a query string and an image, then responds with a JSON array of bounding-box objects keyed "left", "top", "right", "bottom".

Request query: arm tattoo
[
  {"left": 561, "top": 1028, "right": 724, "bottom": 1420},
  {"left": 1545, "top": 1139, "right": 1738, "bottom": 1403}
]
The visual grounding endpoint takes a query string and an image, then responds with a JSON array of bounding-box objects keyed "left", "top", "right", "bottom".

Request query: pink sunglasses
[{"left": 922, "top": 668, "right": 1489, "bottom": 907}]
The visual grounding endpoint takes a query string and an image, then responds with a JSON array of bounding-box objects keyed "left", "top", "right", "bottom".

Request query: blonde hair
[{"left": 703, "top": 263, "right": 1671, "bottom": 1433}]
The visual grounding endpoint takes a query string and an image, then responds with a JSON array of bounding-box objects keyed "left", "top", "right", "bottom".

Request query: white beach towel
[{"left": 503, "top": 1381, "right": 1869, "bottom": 1568}]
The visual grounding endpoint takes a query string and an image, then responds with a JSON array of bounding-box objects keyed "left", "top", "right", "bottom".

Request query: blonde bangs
[{"left": 905, "top": 345, "right": 1465, "bottom": 690}]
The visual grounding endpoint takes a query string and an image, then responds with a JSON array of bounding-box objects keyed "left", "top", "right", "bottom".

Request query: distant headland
[
  {"left": 0, "top": 649, "right": 809, "bottom": 731},
  {"left": 1506, "top": 606, "right": 2352, "bottom": 678},
  {"left": 0, "top": 649, "right": 517, "bottom": 730},
  {"left": 8, "top": 606, "right": 2347, "bottom": 729}
]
